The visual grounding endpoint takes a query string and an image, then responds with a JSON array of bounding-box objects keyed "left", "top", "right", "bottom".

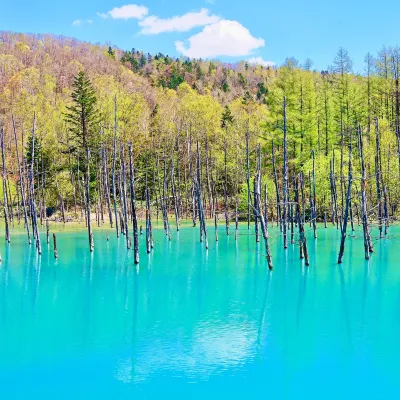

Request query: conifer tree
[{"left": 65, "top": 71, "right": 98, "bottom": 251}]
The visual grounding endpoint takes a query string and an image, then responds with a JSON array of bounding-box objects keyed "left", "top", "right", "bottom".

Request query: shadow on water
[
  {"left": 256, "top": 270, "right": 272, "bottom": 354},
  {"left": 296, "top": 266, "right": 308, "bottom": 333},
  {"left": 130, "top": 253, "right": 139, "bottom": 385},
  {"left": 338, "top": 264, "right": 352, "bottom": 349},
  {"left": 360, "top": 258, "right": 370, "bottom": 341}
]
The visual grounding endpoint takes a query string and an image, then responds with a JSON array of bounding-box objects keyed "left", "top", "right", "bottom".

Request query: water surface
[{"left": 1, "top": 223, "right": 399, "bottom": 399}]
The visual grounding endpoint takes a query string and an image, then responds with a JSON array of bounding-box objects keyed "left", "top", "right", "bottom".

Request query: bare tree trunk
[
  {"left": 196, "top": 141, "right": 208, "bottom": 248},
  {"left": 294, "top": 175, "right": 309, "bottom": 266},
  {"left": 205, "top": 137, "right": 213, "bottom": 219},
  {"left": 282, "top": 97, "right": 288, "bottom": 249},
  {"left": 0, "top": 127, "right": 10, "bottom": 243},
  {"left": 12, "top": 115, "right": 31, "bottom": 243},
  {"left": 112, "top": 96, "right": 119, "bottom": 238},
  {"left": 170, "top": 158, "right": 180, "bottom": 231},
  {"left": 120, "top": 146, "right": 130, "bottom": 249},
  {"left": 128, "top": 143, "right": 139, "bottom": 264},
  {"left": 46, "top": 218, "right": 50, "bottom": 244},
  {"left": 253, "top": 144, "right": 261, "bottom": 243},
  {"left": 176, "top": 135, "right": 183, "bottom": 220},
  {"left": 338, "top": 132, "right": 353, "bottom": 263},
  {"left": 359, "top": 126, "right": 373, "bottom": 259},
  {"left": 224, "top": 139, "right": 229, "bottom": 235},
  {"left": 102, "top": 143, "right": 113, "bottom": 227},
  {"left": 374, "top": 119, "right": 383, "bottom": 238},
  {"left": 311, "top": 150, "right": 317, "bottom": 238},
  {"left": 213, "top": 182, "right": 218, "bottom": 242},
  {"left": 85, "top": 147, "right": 94, "bottom": 252},
  {"left": 245, "top": 120, "right": 251, "bottom": 230},
  {"left": 272, "top": 140, "right": 282, "bottom": 232},
  {"left": 162, "top": 156, "right": 171, "bottom": 239},
  {"left": 254, "top": 167, "right": 273, "bottom": 270},
  {"left": 53, "top": 233, "right": 58, "bottom": 259},
  {"left": 29, "top": 113, "right": 41, "bottom": 255}
]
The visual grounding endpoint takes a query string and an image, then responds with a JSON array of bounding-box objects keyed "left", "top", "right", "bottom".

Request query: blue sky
[{"left": 1, "top": 0, "right": 399, "bottom": 71}]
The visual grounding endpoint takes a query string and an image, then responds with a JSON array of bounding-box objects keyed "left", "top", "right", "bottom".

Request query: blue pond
[{"left": 0, "top": 223, "right": 399, "bottom": 399}]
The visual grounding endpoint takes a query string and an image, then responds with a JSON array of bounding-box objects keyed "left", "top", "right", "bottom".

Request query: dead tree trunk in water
[
  {"left": 162, "top": 156, "right": 171, "bottom": 240},
  {"left": 254, "top": 169, "right": 273, "bottom": 270},
  {"left": 290, "top": 194, "right": 295, "bottom": 244},
  {"left": 272, "top": 140, "right": 282, "bottom": 232},
  {"left": 246, "top": 120, "right": 251, "bottom": 230},
  {"left": 102, "top": 142, "right": 113, "bottom": 228},
  {"left": 374, "top": 119, "right": 383, "bottom": 238},
  {"left": 212, "top": 181, "right": 219, "bottom": 242},
  {"left": 85, "top": 147, "right": 94, "bottom": 252},
  {"left": 196, "top": 142, "right": 208, "bottom": 248},
  {"left": 12, "top": 116, "right": 31, "bottom": 244},
  {"left": 282, "top": 97, "right": 289, "bottom": 249},
  {"left": 253, "top": 145, "right": 261, "bottom": 243},
  {"left": 224, "top": 140, "right": 229, "bottom": 235},
  {"left": 359, "top": 126, "right": 373, "bottom": 259},
  {"left": 294, "top": 176, "right": 309, "bottom": 266},
  {"left": 311, "top": 150, "right": 317, "bottom": 238},
  {"left": 204, "top": 137, "right": 213, "bottom": 219},
  {"left": 0, "top": 127, "right": 10, "bottom": 243},
  {"left": 128, "top": 143, "right": 139, "bottom": 264},
  {"left": 46, "top": 218, "right": 49, "bottom": 244},
  {"left": 170, "top": 158, "right": 180, "bottom": 231},
  {"left": 235, "top": 185, "right": 239, "bottom": 241},
  {"left": 264, "top": 184, "right": 268, "bottom": 228},
  {"left": 120, "top": 147, "right": 130, "bottom": 249},
  {"left": 145, "top": 158, "right": 154, "bottom": 253},
  {"left": 112, "top": 96, "right": 119, "bottom": 238},
  {"left": 29, "top": 114, "right": 41, "bottom": 255},
  {"left": 338, "top": 132, "right": 353, "bottom": 264},
  {"left": 53, "top": 233, "right": 58, "bottom": 259},
  {"left": 330, "top": 155, "right": 340, "bottom": 229}
]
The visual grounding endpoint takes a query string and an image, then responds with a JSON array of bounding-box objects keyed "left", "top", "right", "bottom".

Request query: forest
[{"left": 0, "top": 30, "right": 399, "bottom": 264}]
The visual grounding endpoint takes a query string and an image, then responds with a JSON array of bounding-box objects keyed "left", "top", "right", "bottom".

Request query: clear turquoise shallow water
[{"left": 1, "top": 223, "right": 400, "bottom": 399}]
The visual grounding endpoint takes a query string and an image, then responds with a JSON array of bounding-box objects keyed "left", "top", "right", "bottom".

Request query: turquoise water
[{"left": 1, "top": 223, "right": 400, "bottom": 399}]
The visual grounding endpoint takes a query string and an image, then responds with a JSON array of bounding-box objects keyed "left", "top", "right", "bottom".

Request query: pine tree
[
  {"left": 221, "top": 105, "right": 234, "bottom": 128},
  {"left": 107, "top": 46, "right": 115, "bottom": 58},
  {"left": 65, "top": 71, "right": 99, "bottom": 152},
  {"left": 139, "top": 53, "right": 146, "bottom": 68},
  {"left": 242, "top": 90, "right": 253, "bottom": 105},
  {"left": 221, "top": 81, "right": 230, "bottom": 93},
  {"left": 64, "top": 71, "right": 98, "bottom": 252}
]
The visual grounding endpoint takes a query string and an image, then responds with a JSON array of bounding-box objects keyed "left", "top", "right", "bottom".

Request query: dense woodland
[{"left": 0, "top": 31, "right": 400, "bottom": 264}]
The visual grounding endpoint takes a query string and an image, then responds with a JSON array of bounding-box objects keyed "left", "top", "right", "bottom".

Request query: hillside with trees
[{"left": 0, "top": 30, "right": 400, "bottom": 256}]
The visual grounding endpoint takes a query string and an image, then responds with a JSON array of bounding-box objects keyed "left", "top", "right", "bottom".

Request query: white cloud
[
  {"left": 175, "top": 20, "right": 265, "bottom": 58},
  {"left": 100, "top": 4, "right": 149, "bottom": 20},
  {"left": 139, "top": 8, "right": 220, "bottom": 34},
  {"left": 247, "top": 57, "right": 275, "bottom": 68},
  {"left": 97, "top": 12, "right": 108, "bottom": 19},
  {"left": 72, "top": 19, "right": 93, "bottom": 26}
]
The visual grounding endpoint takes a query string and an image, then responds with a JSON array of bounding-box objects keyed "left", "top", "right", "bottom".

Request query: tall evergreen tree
[
  {"left": 65, "top": 71, "right": 98, "bottom": 252},
  {"left": 65, "top": 71, "right": 99, "bottom": 152}
]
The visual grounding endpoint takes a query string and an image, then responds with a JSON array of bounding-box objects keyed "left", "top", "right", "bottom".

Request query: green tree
[
  {"left": 107, "top": 46, "right": 115, "bottom": 58},
  {"left": 221, "top": 105, "right": 234, "bottom": 129},
  {"left": 139, "top": 53, "right": 146, "bottom": 68},
  {"left": 64, "top": 70, "right": 98, "bottom": 251},
  {"left": 168, "top": 66, "right": 184, "bottom": 89},
  {"left": 65, "top": 71, "right": 99, "bottom": 152},
  {"left": 221, "top": 81, "right": 230, "bottom": 93}
]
